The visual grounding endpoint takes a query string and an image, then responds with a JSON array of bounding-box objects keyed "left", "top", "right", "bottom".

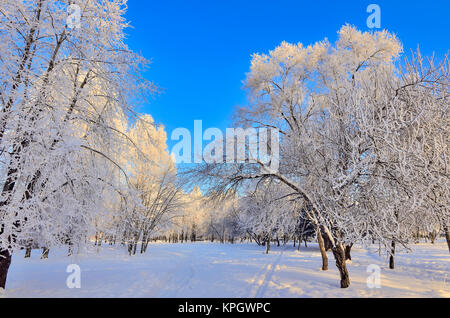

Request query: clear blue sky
[{"left": 125, "top": 0, "right": 449, "bottom": 149}]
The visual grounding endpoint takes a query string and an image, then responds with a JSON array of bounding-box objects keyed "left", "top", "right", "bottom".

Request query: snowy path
[
  {"left": 249, "top": 246, "right": 286, "bottom": 298},
  {"left": 1, "top": 242, "right": 449, "bottom": 298}
]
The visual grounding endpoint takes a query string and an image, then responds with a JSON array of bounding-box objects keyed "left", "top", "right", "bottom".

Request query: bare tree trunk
[
  {"left": 140, "top": 232, "right": 148, "bottom": 254},
  {"left": 132, "top": 241, "right": 137, "bottom": 255},
  {"left": 0, "top": 250, "right": 12, "bottom": 289},
  {"left": 443, "top": 224, "right": 450, "bottom": 254},
  {"left": 265, "top": 236, "right": 271, "bottom": 254},
  {"left": 429, "top": 232, "right": 436, "bottom": 244},
  {"left": 331, "top": 243, "right": 350, "bottom": 288},
  {"left": 25, "top": 247, "right": 32, "bottom": 258},
  {"left": 143, "top": 237, "right": 150, "bottom": 253},
  {"left": 298, "top": 218, "right": 307, "bottom": 251},
  {"left": 389, "top": 240, "right": 395, "bottom": 269},
  {"left": 41, "top": 247, "right": 49, "bottom": 259},
  {"left": 317, "top": 228, "right": 328, "bottom": 271},
  {"left": 321, "top": 228, "right": 333, "bottom": 251},
  {"left": 98, "top": 234, "right": 102, "bottom": 247},
  {"left": 345, "top": 243, "right": 353, "bottom": 261}
]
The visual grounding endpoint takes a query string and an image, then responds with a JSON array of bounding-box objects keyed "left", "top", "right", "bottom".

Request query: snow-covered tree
[
  {"left": 204, "top": 191, "right": 240, "bottom": 243},
  {"left": 0, "top": 0, "right": 154, "bottom": 288},
  {"left": 237, "top": 180, "right": 296, "bottom": 253},
  {"left": 121, "top": 115, "right": 184, "bottom": 255},
  {"left": 187, "top": 25, "right": 449, "bottom": 288}
]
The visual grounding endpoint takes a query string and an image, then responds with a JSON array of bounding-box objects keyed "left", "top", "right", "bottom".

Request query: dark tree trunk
[
  {"left": 298, "top": 218, "right": 307, "bottom": 251},
  {"left": 389, "top": 240, "right": 395, "bottom": 269},
  {"left": 41, "top": 247, "right": 49, "bottom": 259},
  {"left": 25, "top": 247, "right": 32, "bottom": 258},
  {"left": 0, "top": 250, "right": 12, "bottom": 289},
  {"left": 142, "top": 242, "right": 148, "bottom": 254},
  {"left": 265, "top": 237, "right": 271, "bottom": 254},
  {"left": 331, "top": 243, "right": 350, "bottom": 288},
  {"left": 140, "top": 232, "right": 148, "bottom": 254},
  {"left": 321, "top": 227, "right": 333, "bottom": 251},
  {"left": 444, "top": 224, "right": 450, "bottom": 254},
  {"left": 429, "top": 232, "right": 436, "bottom": 244},
  {"left": 316, "top": 228, "right": 328, "bottom": 271},
  {"left": 345, "top": 244, "right": 353, "bottom": 261}
]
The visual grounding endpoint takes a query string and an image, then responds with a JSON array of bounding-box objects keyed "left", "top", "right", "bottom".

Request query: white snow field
[{"left": 1, "top": 241, "right": 449, "bottom": 298}]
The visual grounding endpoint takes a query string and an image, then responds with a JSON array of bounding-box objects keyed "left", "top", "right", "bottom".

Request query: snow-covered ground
[{"left": 1, "top": 241, "right": 449, "bottom": 298}]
